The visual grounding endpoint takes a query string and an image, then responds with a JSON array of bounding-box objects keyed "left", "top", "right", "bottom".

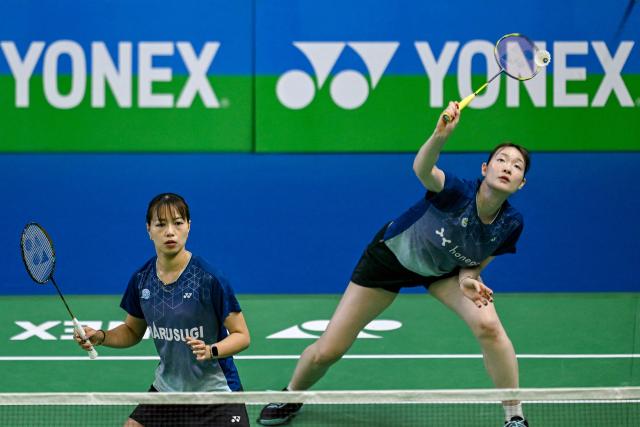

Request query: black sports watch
[{"left": 210, "top": 344, "right": 218, "bottom": 358}]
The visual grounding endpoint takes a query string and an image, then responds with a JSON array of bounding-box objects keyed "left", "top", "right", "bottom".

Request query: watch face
[{"left": 211, "top": 345, "right": 218, "bottom": 357}]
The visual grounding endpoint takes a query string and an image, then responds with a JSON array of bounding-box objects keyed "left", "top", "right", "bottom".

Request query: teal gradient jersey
[
  {"left": 384, "top": 172, "right": 524, "bottom": 277},
  {"left": 120, "top": 255, "right": 243, "bottom": 392}
]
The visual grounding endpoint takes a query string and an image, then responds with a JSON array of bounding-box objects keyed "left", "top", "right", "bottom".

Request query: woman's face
[
  {"left": 482, "top": 146, "right": 527, "bottom": 194},
  {"left": 147, "top": 205, "right": 191, "bottom": 257}
]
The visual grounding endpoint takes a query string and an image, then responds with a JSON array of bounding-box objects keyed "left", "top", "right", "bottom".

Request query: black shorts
[
  {"left": 129, "top": 385, "right": 250, "bottom": 427},
  {"left": 351, "top": 223, "right": 459, "bottom": 293}
]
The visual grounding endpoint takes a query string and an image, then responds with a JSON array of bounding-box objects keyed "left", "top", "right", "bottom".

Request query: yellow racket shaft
[{"left": 442, "top": 82, "right": 489, "bottom": 123}]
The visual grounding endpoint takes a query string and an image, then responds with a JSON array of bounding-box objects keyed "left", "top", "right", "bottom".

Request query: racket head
[
  {"left": 494, "top": 33, "right": 542, "bottom": 81},
  {"left": 20, "top": 222, "right": 56, "bottom": 284}
]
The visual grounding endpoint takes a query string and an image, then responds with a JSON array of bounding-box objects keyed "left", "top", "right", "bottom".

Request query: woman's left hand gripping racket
[{"left": 20, "top": 222, "right": 98, "bottom": 359}]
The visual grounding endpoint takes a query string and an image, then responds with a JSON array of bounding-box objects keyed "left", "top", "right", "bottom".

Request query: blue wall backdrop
[
  {"left": 2, "top": 153, "right": 638, "bottom": 294},
  {"left": 1, "top": 0, "right": 639, "bottom": 295}
]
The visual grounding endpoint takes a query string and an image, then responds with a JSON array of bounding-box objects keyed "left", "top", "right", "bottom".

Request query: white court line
[{"left": 0, "top": 354, "right": 639, "bottom": 361}]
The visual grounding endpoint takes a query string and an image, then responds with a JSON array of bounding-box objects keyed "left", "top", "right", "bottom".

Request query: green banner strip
[
  {"left": 256, "top": 75, "right": 640, "bottom": 152},
  {"left": 0, "top": 76, "right": 252, "bottom": 152}
]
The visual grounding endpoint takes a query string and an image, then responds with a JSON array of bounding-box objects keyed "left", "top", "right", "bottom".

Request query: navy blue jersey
[
  {"left": 120, "top": 255, "right": 243, "bottom": 392},
  {"left": 383, "top": 172, "right": 524, "bottom": 277}
]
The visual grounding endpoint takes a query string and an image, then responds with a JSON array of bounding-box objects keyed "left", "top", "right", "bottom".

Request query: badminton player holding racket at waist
[
  {"left": 259, "top": 102, "right": 530, "bottom": 427},
  {"left": 75, "top": 193, "right": 251, "bottom": 427}
]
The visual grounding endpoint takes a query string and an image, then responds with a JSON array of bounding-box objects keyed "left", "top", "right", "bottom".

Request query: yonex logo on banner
[
  {"left": 0, "top": 41, "right": 222, "bottom": 109},
  {"left": 276, "top": 40, "right": 636, "bottom": 110},
  {"left": 276, "top": 42, "right": 399, "bottom": 110}
]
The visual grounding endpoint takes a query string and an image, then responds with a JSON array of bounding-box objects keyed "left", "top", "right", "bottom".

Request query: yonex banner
[
  {"left": 255, "top": 0, "right": 640, "bottom": 152},
  {"left": 0, "top": 1, "right": 253, "bottom": 151},
  {"left": 0, "top": 1, "right": 638, "bottom": 152}
]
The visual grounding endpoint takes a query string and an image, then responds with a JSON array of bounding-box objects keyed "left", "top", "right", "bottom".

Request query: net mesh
[
  {"left": 495, "top": 35, "right": 539, "bottom": 80},
  {"left": 21, "top": 224, "right": 55, "bottom": 283},
  {"left": 1, "top": 388, "right": 639, "bottom": 427}
]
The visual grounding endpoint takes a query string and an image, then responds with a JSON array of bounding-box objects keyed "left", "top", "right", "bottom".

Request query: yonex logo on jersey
[
  {"left": 461, "top": 218, "right": 469, "bottom": 227},
  {"left": 183, "top": 292, "right": 192, "bottom": 299},
  {"left": 141, "top": 289, "right": 150, "bottom": 300},
  {"left": 435, "top": 228, "right": 451, "bottom": 247},
  {"left": 231, "top": 416, "right": 241, "bottom": 423},
  {"left": 276, "top": 42, "right": 399, "bottom": 110}
]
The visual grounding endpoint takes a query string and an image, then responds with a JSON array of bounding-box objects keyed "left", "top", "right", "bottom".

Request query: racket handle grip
[
  {"left": 441, "top": 91, "right": 482, "bottom": 123},
  {"left": 73, "top": 318, "right": 99, "bottom": 360},
  {"left": 458, "top": 92, "right": 477, "bottom": 110},
  {"left": 88, "top": 347, "right": 98, "bottom": 359}
]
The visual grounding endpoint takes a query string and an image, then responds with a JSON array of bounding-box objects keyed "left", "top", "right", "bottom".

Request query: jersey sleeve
[
  {"left": 211, "top": 274, "right": 242, "bottom": 324},
  {"left": 493, "top": 221, "right": 524, "bottom": 256},
  {"left": 426, "top": 171, "right": 473, "bottom": 211},
  {"left": 119, "top": 272, "right": 145, "bottom": 319}
]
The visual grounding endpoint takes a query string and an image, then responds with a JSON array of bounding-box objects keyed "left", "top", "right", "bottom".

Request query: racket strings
[
  {"left": 496, "top": 35, "right": 538, "bottom": 80},
  {"left": 21, "top": 224, "right": 55, "bottom": 283}
]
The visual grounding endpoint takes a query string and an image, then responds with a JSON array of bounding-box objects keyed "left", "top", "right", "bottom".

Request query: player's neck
[
  {"left": 156, "top": 250, "right": 192, "bottom": 277},
  {"left": 476, "top": 183, "right": 507, "bottom": 224}
]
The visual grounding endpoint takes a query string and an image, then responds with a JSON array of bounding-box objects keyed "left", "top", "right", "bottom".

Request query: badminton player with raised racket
[
  {"left": 258, "top": 102, "right": 531, "bottom": 427},
  {"left": 75, "top": 193, "right": 251, "bottom": 427}
]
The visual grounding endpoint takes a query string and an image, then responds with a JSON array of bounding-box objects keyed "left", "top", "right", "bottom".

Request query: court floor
[
  {"left": 1, "top": 293, "right": 638, "bottom": 425},
  {"left": 1, "top": 292, "right": 638, "bottom": 392}
]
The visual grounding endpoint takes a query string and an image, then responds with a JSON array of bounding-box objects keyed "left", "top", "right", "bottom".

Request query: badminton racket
[
  {"left": 443, "top": 33, "right": 551, "bottom": 123},
  {"left": 20, "top": 222, "right": 98, "bottom": 359}
]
